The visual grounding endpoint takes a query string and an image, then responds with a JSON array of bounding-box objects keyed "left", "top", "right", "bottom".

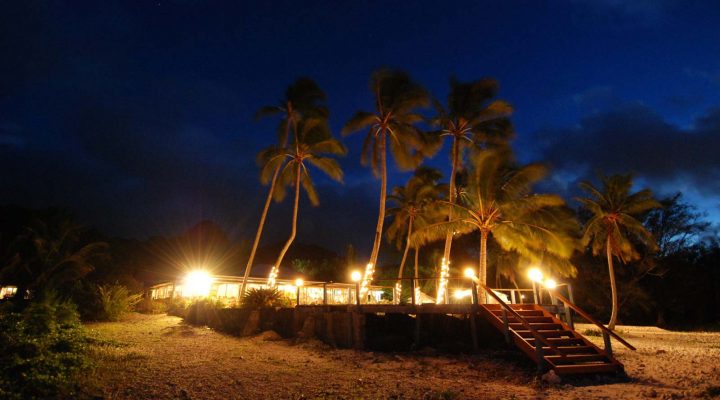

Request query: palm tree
[
  {"left": 386, "top": 167, "right": 446, "bottom": 302},
  {"left": 430, "top": 78, "right": 513, "bottom": 271},
  {"left": 268, "top": 117, "right": 346, "bottom": 284},
  {"left": 241, "top": 78, "right": 326, "bottom": 297},
  {"left": 576, "top": 174, "right": 660, "bottom": 329},
  {"left": 342, "top": 69, "right": 437, "bottom": 294},
  {"left": 414, "top": 149, "right": 578, "bottom": 300},
  {"left": 0, "top": 211, "right": 108, "bottom": 299}
]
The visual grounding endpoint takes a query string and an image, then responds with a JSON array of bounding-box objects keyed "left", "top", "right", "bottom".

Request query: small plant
[
  {"left": 582, "top": 329, "right": 601, "bottom": 337},
  {"left": 0, "top": 296, "right": 91, "bottom": 399},
  {"left": 241, "top": 288, "right": 292, "bottom": 309},
  {"left": 135, "top": 298, "right": 168, "bottom": 314},
  {"left": 97, "top": 284, "right": 142, "bottom": 321}
]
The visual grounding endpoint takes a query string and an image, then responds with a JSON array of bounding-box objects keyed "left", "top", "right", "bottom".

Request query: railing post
[
  {"left": 471, "top": 281, "right": 479, "bottom": 306},
  {"left": 501, "top": 308, "right": 512, "bottom": 345},
  {"left": 510, "top": 290, "right": 516, "bottom": 305},
  {"left": 564, "top": 300, "right": 574, "bottom": 330},
  {"left": 534, "top": 338, "right": 547, "bottom": 373},
  {"left": 355, "top": 282, "right": 360, "bottom": 306},
  {"left": 296, "top": 286, "right": 301, "bottom": 306},
  {"left": 532, "top": 282, "right": 539, "bottom": 304},
  {"left": 603, "top": 331, "right": 613, "bottom": 358},
  {"left": 323, "top": 283, "right": 327, "bottom": 305},
  {"left": 411, "top": 279, "right": 416, "bottom": 306}
]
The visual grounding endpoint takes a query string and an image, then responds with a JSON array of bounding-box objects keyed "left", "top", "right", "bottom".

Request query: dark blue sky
[{"left": 2, "top": 0, "right": 720, "bottom": 255}]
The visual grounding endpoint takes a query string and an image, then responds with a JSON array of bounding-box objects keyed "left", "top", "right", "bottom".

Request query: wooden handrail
[
  {"left": 474, "top": 279, "right": 566, "bottom": 359},
  {"left": 549, "top": 290, "right": 636, "bottom": 351}
]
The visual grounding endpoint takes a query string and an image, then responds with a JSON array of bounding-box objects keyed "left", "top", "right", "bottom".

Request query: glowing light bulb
[
  {"left": 463, "top": 267, "right": 476, "bottom": 279},
  {"left": 544, "top": 279, "right": 557, "bottom": 290},
  {"left": 528, "top": 268, "right": 543, "bottom": 283}
]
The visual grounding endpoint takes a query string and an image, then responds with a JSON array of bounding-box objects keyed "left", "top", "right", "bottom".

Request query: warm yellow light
[
  {"left": 463, "top": 267, "right": 476, "bottom": 279},
  {"left": 453, "top": 289, "right": 472, "bottom": 299},
  {"left": 294, "top": 278, "right": 304, "bottom": 287},
  {"left": 351, "top": 270, "right": 362, "bottom": 282},
  {"left": 544, "top": 279, "right": 557, "bottom": 290},
  {"left": 528, "top": 268, "right": 543, "bottom": 283},
  {"left": 183, "top": 270, "right": 214, "bottom": 297}
]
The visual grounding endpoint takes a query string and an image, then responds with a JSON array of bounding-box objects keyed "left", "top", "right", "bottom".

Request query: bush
[
  {"left": 241, "top": 288, "right": 292, "bottom": 309},
  {"left": 135, "top": 297, "right": 168, "bottom": 314},
  {"left": 98, "top": 284, "right": 142, "bottom": 321},
  {"left": 0, "top": 296, "right": 90, "bottom": 399}
]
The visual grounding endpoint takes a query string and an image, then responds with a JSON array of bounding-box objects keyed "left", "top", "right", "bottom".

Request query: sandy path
[{"left": 85, "top": 314, "right": 720, "bottom": 399}]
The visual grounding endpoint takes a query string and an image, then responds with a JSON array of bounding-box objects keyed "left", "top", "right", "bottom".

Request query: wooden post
[
  {"left": 355, "top": 282, "right": 360, "bottom": 306},
  {"left": 413, "top": 314, "right": 421, "bottom": 350},
  {"left": 323, "top": 283, "right": 327, "bottom": 305},
  {"left": 603, "top": 330, "right": 613, "bottom": 358},
  {"left": 510, "top": 290, "right": 517, "bottom": 305},
  {"left": 532, "top": 282, "right": 539, "bottom": 304},
  {"left": 296, "top": 286, "right": 301, "bottom": 306},
  {"left": 535, "top": 338, "right": 547, "bottom": 373},
  {"left": 501, "top": 308, "right": 512, "bottom": 345}
]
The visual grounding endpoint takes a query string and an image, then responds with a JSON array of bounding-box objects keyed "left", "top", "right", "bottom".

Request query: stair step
[
  {"left": 515, "top": 330, "right": 575, "bottom": 339},
  {"left": 492, "top": 309, "right": 544, "bottom": 317},
  {"left": 553, "top": 363, "right": 619, "bottom": 375},
  {"left": 527, "top": 337, "right": 586, "bottom": 346},
  {"left": 509, "top": 322, "right": 563, "bottom": 330},
  {"left": 545, "top": 354, "right": 609, "bottom": 363},
  {"left": 542, "top": 346, "right": 599, "bottom": 355}
]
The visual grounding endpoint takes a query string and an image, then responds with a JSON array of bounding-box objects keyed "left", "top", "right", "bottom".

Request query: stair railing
[
  {"left": 470, "top": 278, "right": 567, "bottom": 370},
  {"left": 546, "top": 289, "right": 636, "bottom": 358}
]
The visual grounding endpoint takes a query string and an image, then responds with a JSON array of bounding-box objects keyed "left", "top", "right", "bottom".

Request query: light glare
[
  {"left": 183, "top": 270, "right": 214, "bottom": 298},
  {"left": 351, "top": 270, "right": 362, "bottom": 282},
  {"left": 544, "top": 278, "right": 557, "bottom": 290},
  {"left": 528, "top": 267, "right": 543, "bottom": 283}
]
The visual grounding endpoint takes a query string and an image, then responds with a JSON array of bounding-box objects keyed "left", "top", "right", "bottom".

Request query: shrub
[
  {"left": 97, "top": 284, "right": 142, "bottom": 321},
  {"left": 0, "top": 296, "right": 90, "bottom": 399},
  {"left": 135, "top": 297, "right": 169, "bottom": 314},
  {"left": 241, "top": 288, "right": 292, "bottom": 309}
]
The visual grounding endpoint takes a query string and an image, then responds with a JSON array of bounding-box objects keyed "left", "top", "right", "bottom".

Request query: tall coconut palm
[
  {"left": 386, "top": 167, "right": 446, "bottom": 302},
  {"left": 576, "top": 174, "right": 660, "bottom": 329},
  {"left": 342, "top": 69, "right": 437, "bottom": 295},
  {"left": 414, "top": 149, "right": 578, "bottom": 296},
  {"left": 268, "top": 117, "right": 346, "bottom": 284},
  {"left": 430, "top": 78, "right": 513, "bottom": 271},
  {"left": 241, "top": 79, "right": 326, "bottom": 297}
]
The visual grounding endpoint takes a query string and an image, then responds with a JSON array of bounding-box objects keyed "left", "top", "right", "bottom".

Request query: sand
[{"left": 84, "top": 314, "right": 720, "bottom": 399}]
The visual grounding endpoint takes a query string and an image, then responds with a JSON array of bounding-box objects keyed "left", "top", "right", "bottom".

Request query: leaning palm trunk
[
  {"left": 271, "top": 162, "right": 302, "bottom": 285},
  {"left": 241, "top": 162, "right": 282, "bottom": 296},
  {"left": 394, "top": 215, "right": 413, "bottom": 303},
  {"left": 607, "top": 236, "right": 619, "bottom": 330},
  {"left": 362, "top": 131, "right": 387, "bottom": 298}
]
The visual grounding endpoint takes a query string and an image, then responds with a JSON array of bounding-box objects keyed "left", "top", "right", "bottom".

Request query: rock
[
  {"left": 259, "top": 330, "right": 282, "bottom": 341},
  {"left": 645, "top": 389, "right": 658, "bottom": 398},
  {"left": 541, "top": 370, "right": 562, "bottom": 384}
]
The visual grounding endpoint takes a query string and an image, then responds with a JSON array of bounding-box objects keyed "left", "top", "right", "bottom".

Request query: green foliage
[
  {"left": 135, "top": 297, "right": 168, "bottom": 314},
  {"left": 577, "top": 173, "right": 661, "bottom": 262},
  {"left": 241, "top": 288, "right": 292, "bottom": 309},
  {"left": 97, "top": 284, "right": 142, "bottom": 321},
  {"left": 0, "top": 297, "right": 90, "bottom": 399}
]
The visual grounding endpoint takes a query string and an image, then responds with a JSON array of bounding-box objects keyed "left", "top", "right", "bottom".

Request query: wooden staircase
[{"left": 479, "top": 303, "right": 624, "bottom": 375}]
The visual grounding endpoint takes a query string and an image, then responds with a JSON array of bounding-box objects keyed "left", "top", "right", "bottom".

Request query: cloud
[{"left": 534, "top": 104, "right": 720, "bottom": 201}]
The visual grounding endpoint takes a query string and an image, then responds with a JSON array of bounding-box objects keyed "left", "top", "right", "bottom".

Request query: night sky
[{"left": 2, "top": 1, "right": 720, "bottom": 255}]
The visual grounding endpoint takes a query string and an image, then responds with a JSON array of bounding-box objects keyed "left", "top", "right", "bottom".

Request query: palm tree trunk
[
  {"left": 273, "top": 162, "right": 302, "bottom": 282},
  {"left": 442, "top": 136, "right": 459, "bottom": 263},
  {"left": 414, "top": 246, "right": 420, "bottom": 303},
  {"left": 367, "top": 131, "right": 387, "bottom": 275},
  {"left": 241, "top": 115, "right": 293, "bottom": 297},
  {"left": 607, "top": 236, "right": 619, "bottom": 330},
  {"left": 395, "top": 216, "right": 414, "bottom": 303},
  {"left": 240, "top": 162, "right": 282, "bottom": 296},
  {"left": 479, "top": 230, "right": 489, "bottom": 287}
]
